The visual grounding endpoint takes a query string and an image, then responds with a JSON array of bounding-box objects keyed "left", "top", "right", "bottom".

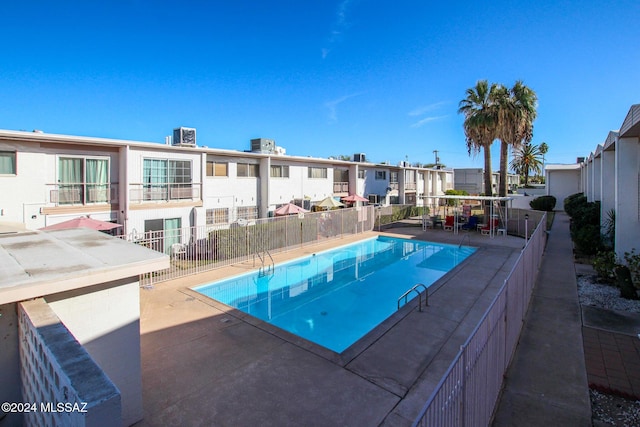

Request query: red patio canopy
[
  {"left": 40, "top": 216, "right": 123, "bottom": 231},
  {"left": 341, "top": 194, "right": 369, "bottom": 203}
]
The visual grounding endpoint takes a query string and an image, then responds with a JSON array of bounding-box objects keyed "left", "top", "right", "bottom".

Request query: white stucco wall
[
  {"left": 615, "top": 137, "right": 640, "bottom": 258},
  {"left": 546, "top": 167, "right": 581, "bottom": 210},
  {"left": 45, "top": 278, "right": 143, "bottom": 427}
]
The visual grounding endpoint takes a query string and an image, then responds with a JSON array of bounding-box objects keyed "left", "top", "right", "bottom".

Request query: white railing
[
  {"left": 412, "top": 212, "right": 547, "bottom": 427},
  {"left": 47, "top": 183, "right": 118, "bottom": 206},
  {"left": 122, "top": 206, "right": 376, "bottom": 286}
]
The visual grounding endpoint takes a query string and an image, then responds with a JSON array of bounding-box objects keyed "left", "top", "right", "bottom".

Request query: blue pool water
[{"left": 194, "top": 236, "right": 476, "bottom": 353}]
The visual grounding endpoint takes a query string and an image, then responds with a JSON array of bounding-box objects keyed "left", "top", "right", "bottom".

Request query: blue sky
[{"left": 2, "top": 1, "right": 639, "bottom": 169}]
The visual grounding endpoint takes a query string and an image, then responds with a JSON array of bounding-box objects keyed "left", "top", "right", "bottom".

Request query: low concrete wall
[
  {"left": 18, "top": 299, "right": 121, "bottom": 427},
  {"left": 46, "top": 278, "right": 143, "bottom": 426}
]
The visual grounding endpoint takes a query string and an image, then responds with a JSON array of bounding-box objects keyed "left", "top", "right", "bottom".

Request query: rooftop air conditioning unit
[
  {"left": 353, "top": 153, "right": 366, "bottom": 162},
  {"left": 251, "top": 138, "right": 276, "bottom": 153},
  {"left": 173, "top": 127, "right": 196, "bottom": 147}
]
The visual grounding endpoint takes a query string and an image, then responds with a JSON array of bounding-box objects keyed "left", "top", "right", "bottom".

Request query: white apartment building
[
  {"left": 578, "top": 105, "right": 640, "bottom": 258},
  {"left": 0, "top": 129, "right": 453, "bottom": 249},
  {"left": 453, "top": 168, "right": 519, "bottom": 195}
]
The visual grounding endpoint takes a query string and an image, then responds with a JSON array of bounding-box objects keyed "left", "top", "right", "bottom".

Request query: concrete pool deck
[{"left": 136, "top": 227, "right": 526, "bottom": 426}]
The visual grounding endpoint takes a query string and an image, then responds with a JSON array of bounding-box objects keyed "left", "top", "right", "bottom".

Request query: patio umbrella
[
  {"left": 317, "top": 196, "right": 345, "bottom": 209},
  {"left": 274, "top": 203, "right": 309, "bottom": 216},
  {"left": 341, "top": 194, "right": 369, "bottom": 203},
  {"left": 40, "top": 216, "right": 122, "bottom": 231}
]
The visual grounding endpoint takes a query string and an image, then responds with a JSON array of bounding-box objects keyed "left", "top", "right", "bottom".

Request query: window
[
  {"left": 375, "top": 170, "right": 387, "bottom": 180},
  {"left": 143, "top": 159, "right": 192, "bottom": 200},
  {"left": 206, "top": 208, "right": 229, "bottom": 224},
  {"left": 358, "top": 169, "right": 365, "bottom": 179},
  {"left": 237, "top": 163, "right": 259, "bottom": 177},
  {"left": 390, "top": 172, "right": 399, "bottom": 183},
  {"left": 206, "top": 160, "right": 228, "bottom": 177},
  {"left": 0, "top": 152, "right": 16, "bottom": 174},
  {"left": 270, "top": 165, "right": 289, "bottom": 178},
  {"left": 333, "top": 169, "right": 348, "bottom": 182},
  {"left": 58, "top": 156, "right": 109, "bottom": 204},
  {"left": 308, "top": 167, "right": 327, "bottom": 179},
  {"left": 237, "top": 206, "right": 258, "bottom": 220}
]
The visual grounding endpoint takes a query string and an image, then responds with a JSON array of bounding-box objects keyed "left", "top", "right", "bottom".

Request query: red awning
[{"left": 40, "top": 217, "right": 122, "bottom": 231}]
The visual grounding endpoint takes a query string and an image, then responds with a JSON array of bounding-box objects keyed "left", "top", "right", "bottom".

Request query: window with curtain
[
  {"left": 86, "top": 159, "right": 109, "bottom": 202},
  {"left": 206, "top": 160, "right": 227, "bottom": 177},
  {"left": 58, "top": 157, "right": 84, "bottom": 204},
  {"left": 375, "top": 170, "right": 386, "bottom": 180},
  {"left": 143, "top": 158, "right": 192, "bottom": 200},
  {"left": 143, "top": 159, "right": 168, "bottom": 200},
  {"left": 57, "top": 156, "right": 110, "bottom": 204},
  {"left": 308, "top": 167, "right": 327, "bottom": 179},
  {"left": 270, "top": 165, "right": 289, "bottom": 178},
  {"left": 206, "top": 208, "right": 229, "bottom": 224},
  {"left": 237, "top": 206, "right": 258, "bottom": 220},
  {"left": 358, "top": 169, "right": 366, "bottom": 179},
  {"left": 390, "top": 172, "right": 399, "bottom": 183},
  {"left": 237, "top": 163, "right": 259, "bottom": 177},
  {"left": 333, "top": 169, "right": 348, "bottom": 182},
  {"left": 0, "top": 152, "right": 16, "bottom": 174}
]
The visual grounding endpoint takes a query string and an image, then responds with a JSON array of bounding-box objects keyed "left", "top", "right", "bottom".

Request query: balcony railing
[
  {"left": 47, "top": 183, "right": 118, "bottom": 206},
  {"left": 333, "top": 181, "right": 349, "bottom": 193},
  {"left": 389, "top": 182, "right": 399, "bottom": 190},
  {"left": 129, "top": 183, "right": 201, "bottom": 203},
  {"left": 404, "top": 182, "right": 416, "bottom": 191}
]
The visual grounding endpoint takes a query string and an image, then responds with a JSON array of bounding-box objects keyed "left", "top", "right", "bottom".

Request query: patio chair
[
  {"left": 480, "top": 218, "right": 499, "bottom": 235},
  {"left": 443, "top": 215, "right": 455, "bottom": 231},
  {"left": 171, "top": 243, "right": 187, "bottom": 259},
  {"left": 461, "top": 215, "right": 479, "bottom": 231}
]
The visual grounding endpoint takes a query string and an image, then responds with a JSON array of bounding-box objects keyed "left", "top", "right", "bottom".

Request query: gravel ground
[{"left": 577, "top": 272, "right": 640, "bottom": 425}]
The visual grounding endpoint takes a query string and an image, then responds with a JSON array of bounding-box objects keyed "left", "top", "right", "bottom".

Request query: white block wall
[
  {"left": 45, "top": 279, "right": 142, "bottom": 427},
  {"left": 18, "top": 299, "right": 121, "bottom": 427}
]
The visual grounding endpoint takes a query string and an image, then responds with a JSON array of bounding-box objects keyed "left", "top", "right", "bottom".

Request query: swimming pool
[{"left": 194, "top": 236, "right": 476, "bottom": 353}]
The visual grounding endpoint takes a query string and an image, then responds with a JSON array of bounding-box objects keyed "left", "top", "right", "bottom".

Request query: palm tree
[
  {"left": 458, "top": 80, "right": 500, "bottom": 196},
  {"left": 510, "top": 142, "right": 543, "bottom": 186},
  {"left": 539, "top": 141, "right": 548, "bottom": 181},
  {"left": 496, "top": 81, "right": 538, "bottom": 196}
]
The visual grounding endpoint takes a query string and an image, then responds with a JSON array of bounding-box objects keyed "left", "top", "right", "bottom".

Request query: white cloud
[
  {"left": 410, "top": 115, "right": 447, "bottom": 128},
  {"left": 322, "top": 0, "right": 355, "bottom": 59},
  {"left": 408, "top": 101, "right": 448, "bottom": 117},
  {"left": 325, "top": 92, "right": 364, "bottom": 122}
]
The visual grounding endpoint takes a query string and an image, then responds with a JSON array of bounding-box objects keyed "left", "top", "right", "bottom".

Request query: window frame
[
  {"left": 375, "top": 170, "right": 387, "bottom": 180},
  {"left": 0, "top": 151, "right": 17, "bottom": 175},
  {"left": 237, "top": 163, "right": 259, "bottom": 178},
  {"left": 308, "top": 167, "right": 328, "bottom": 179},
  {"left": 270, "top": 164, "right": 290, "bottom": 178}
]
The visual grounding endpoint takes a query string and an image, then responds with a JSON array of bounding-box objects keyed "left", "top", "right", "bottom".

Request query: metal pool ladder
[
  {"left": 254, "top": 250, "right": 274, "bottom": 276},
  {"left": 397, "top": 283, "right": 428, "bottom": 312}
]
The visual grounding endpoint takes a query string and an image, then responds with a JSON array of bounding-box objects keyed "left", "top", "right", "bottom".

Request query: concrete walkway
[{"left": 492, "top": 212, "right": 592, "bottom": 425}]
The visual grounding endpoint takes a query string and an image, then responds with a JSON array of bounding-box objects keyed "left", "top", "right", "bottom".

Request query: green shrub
[
  {"left": 573, "top": 224, "right": 602, "bottom": 255},
  {"left": 593, "top": 251, "right": 618, "bottom": 283},
  {"left": 529, "top": 195, "right": 556, "bottom": 211},
  {"left": 569, "top": 201, "right": 600, "bottom": 237},
  {"left": 564, "top": 193, "right": 586, "bottom": 218},
  {"left": 623, "top": 249, "right": 640, "bottom": 289}
]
